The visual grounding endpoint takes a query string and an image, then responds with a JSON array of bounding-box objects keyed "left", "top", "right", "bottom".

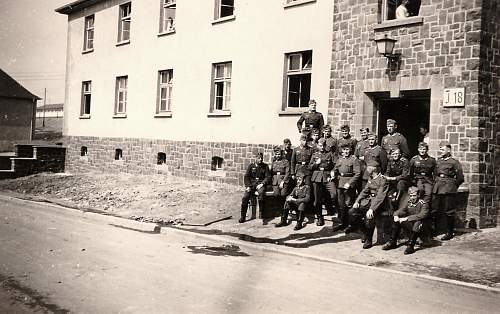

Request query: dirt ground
[{"left": 1, "top": 172, "right": 499, "bottom": 288}]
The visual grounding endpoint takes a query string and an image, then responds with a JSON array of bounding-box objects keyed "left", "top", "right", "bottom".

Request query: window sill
[
  {"left": 158, "top": 29, "right": 176, "bottom": 37},
  {"left": 212, "top": 15, "right": 236, "bottom": 25},
  {"left": 373, "top": 16, "right": 424, "bottom": 30},
  {"left": 154, "top": 112, "right": 172, "bottom": 118},
  {"left": 283, "top": 0, "right": 316, "bottom": 9},
  {"left": 207, "top": 111, "right": 231, "bottom": 117},
  {"left": 116, "top": 40, "right": 130, "bottom": 47},
  {"left": 79, "top": 114, "right": 91, "bottom": 119},
  {"left": 82, "top": 48, "right": 94, "bottom": 54},
  {"left": 113, "top": 113, "right": 127, "bottom": 119},
  {"left": 278, "top": 108, "right": 306, "bottom": 116}
]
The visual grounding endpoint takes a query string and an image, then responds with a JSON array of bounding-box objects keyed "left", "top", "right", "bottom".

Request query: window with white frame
[
  {"left": 160, "top": 0, "right": 176, "bottom": 33},
  {"left": 81, "top": 81, "right": 92, "bottom": 115},
  {"left": 118, "top": 2, "right": 131, "bottom": 42},
  {"left": 285, "top": 50, "right": 312, "bottom": 109},
  {"left": 211, "top": 62, "right": 231, "bottom": 111},
  {"left": 115, "top": 76, "right": 128, "bottom": 115},
  {"left": 157, "top": 70, "right": 173, "bottom": 113},
  {"left": 83, "top": 15, "right": 94, "bottom": 51},
  {"left": 382, "top": 0, "right": 421, "bottom": 21},
  {"left": 214, "top": 0, "right": 234, "bottom": 20}
]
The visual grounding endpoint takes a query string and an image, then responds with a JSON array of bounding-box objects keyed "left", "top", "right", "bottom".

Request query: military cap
[
  {"left": 360, "top": 127, "right": 370, "bottom": 132},
  {"left": 273, "top": 145, "right": 281, "bottom": 152},
  {"left": 339, "top": 142, "right": 351, "bottom": 149},
  {"left": 323, "top": 125, "right": 332, "bottom": 131},
  {"left": 318, "top": 138, "right": 327, "bottom": 146},
  {"left": 300, "top": 134, "right": 308, "bottom": 141},
  {"left": 340, "top": 124, "right": 350, "bottom": 131},
  {"left": 365, "top": 160, "right": 380, "bottom": 167},
  {"left": 295, "top": 172, "right": 305, "bottom": 178},
  {"left": 439, "top": 141, "right": 451, "bottom": 148},
  {"left": 386, "top": 119, "right": 397, "bottom": 125},
  {"left": 390, "top": 148, "right": 401, "bottom": 154},
  {"left": 308, "top": 99, "right": 317, "bottom": 105},
  {"left": 418, "top": 142, "right": 428, "bottom": 148},
  {"left": 283, "top": 138, "right": 291, "bottom": 144},
  {"left": 408, "top": 186, "right": 419, "bottom": 195},
  {"left": 367, "top": 133, "right": 378, "bottom": 139}
]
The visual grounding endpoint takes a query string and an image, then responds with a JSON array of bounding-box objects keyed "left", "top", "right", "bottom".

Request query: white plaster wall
[{"left": 63, "top": 0, "right": 334, "bottom": 145}]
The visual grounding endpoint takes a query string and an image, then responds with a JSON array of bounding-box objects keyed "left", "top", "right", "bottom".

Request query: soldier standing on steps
[
  {"left": 361, "top": 133, "right": 388, "bottom": 190},
  {"left": 308, "top": 138, "right": 336, "bottom": 226},
  {"left": 275, "top": 173, "right": 311, "bottom": 230},
  {"left": 270, "top": 146, "right": 290, "bottom": 199},
  {"left": 291, "top": 134, "right": 313, "bottom": 187},
  {"left": 323, "top": 124, "right": 338, "bottom": 156},
  {"left": 432, "top": 141, "right": 464, "bottom": 241},
  {"left": 409, "top": 142, "right": 436, "bottom": 203},
  {"left": 332, "top": 143, "right": 361, "bottom": 232},
  {"left": 296, "top": 99, "right": 325, "bottom": 140},
  {"left": 282, "top": 138, "right": 293, "bottom": 163},
  {"left": 337, "top": 125, "right": 357, "bottom": 155},
  {"left": 382, "top": 186, "right": 431, "bottom": 255},
  {"left": 239, "top": 152, "right": 271, "bottom": 224},
  {"left": 384, "top": 148, "right": 410, "bottom": 207},
  {"left": 348, "top": 161, "right": 391, "bottom": 249},
  {"left": 382, "top": 119, "right": 410, "bottom": 158}
]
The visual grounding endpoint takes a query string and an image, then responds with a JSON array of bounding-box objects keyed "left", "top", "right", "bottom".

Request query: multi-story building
[{"left": 57, "top": 0, "right": 499, "bottom": 228}]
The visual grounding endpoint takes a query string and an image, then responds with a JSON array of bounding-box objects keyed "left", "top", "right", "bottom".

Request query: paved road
[{"left": 0, "top": 196, "right": 498, "bottom": 313}]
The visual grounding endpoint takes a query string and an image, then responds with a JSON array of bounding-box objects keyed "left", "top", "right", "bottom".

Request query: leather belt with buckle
[
  {"left": 319, "top": 167, "right": 324, "bottom": 171},
  {"left": 301, "top": 162, "right": 306, "bottom": 165},
  {"left": 276, "top": 172, "right": 281, "bottom": 175},
  {"left": 420, "top": 172, "right": 427, "bottom": 176}
]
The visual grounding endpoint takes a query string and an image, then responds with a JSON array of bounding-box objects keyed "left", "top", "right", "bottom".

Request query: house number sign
[{"left": 443, "top": 87, "right": 465, "bottom": 107}]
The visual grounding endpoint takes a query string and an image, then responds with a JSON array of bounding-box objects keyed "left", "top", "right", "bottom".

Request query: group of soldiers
[{"left": 239, "top": 100, "right": 464, "bottom": 255}]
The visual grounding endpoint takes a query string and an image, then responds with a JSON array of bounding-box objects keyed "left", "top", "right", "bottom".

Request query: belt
[
  {"left": 275, "top": 172, "right": 281, "bottom": 175},
  {"left": 340, "top": 173, "right": 354, "bottom": 177},
  {"left": 370, "top": 193, "right": 376, "bottom": 197},
  {"left": 420, "top": 172, "right": 428, "bottom": 176},
  {"left": 301, "top": 162, "right": 306, "bottom": 165},
  {"left": 256, "top": 177, "right": 260, "bottom": 180},
  {"left": 439, "top": 174, "right": 454, "bottom": 178},
  {"left": 319, "top": 167, "right": 325, "bottom": 171},
  {"left": 309, "top": 124, "right": 314, "bottom": 128}
]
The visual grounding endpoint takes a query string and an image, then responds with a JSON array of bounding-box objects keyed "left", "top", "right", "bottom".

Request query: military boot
[
  {"left": 441, "top": 216, "right": 455, "bottom": 241},
  {"left": 294, "top": 211, "right": 305, "bottom": 230},
  {"left": 382, "top": 223, "right": 400, "bottom": 250},
  {"left": 258, "top": 200, "right": 265, "bottom": 220},
  {"left": 332, "top": 209, "right": 348, "bottom": 232},
  {"left": 275, "top": 208, "right": 289, "bottom": 228},
  {"left": 239, "top": 203, "right": 247, "bottom": 223},
  {"left": 362, "top": 222, "right": 374, "bottom": 249},
  {"left": 404, "top": 232, "right": 419, "bottom": 254}
]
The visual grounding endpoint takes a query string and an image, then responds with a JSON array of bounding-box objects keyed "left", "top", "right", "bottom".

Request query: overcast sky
[{"left": 0, "top": 0, "right": 69, "bottom": 104}]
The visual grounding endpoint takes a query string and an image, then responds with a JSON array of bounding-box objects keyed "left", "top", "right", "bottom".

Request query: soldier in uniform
[
  {"left": 336, "top": 125, "right": 357, "bottom": 155},
  {"left": 308, "top": 138, "right": 336, "bottom": 226},
  {"left": 409, "top": 142, "right": 436, "bottom": 203},
  {"left": 239, "top": 152, "right": 271, "bottom": 223},
  {"left": 382, "top": 186, "right": 430, "bottom": 254},
  {"left": 354, "top": 127, "right": 370, "bottom": 159},
  {"left": 283, "top": 138, "right": 293, "bottom": 163},
  {"left": 432, "top": 141, "right": 464, "bottom": 240},
  {"left": 270, "top": 146, "right": 290, "bottom": 198},
  {"left": 384, "top": 148, "right": 410, "bottom": 206},
  {"left": 381, "top": 119, "right": 410, "bottom": 158},
  {"left": 291, "top": 135, "right": 313, "bottom": 187},
  {"left": 308, "top": 128, "right": 321, "bottom": 151},
  {"left": 296, "top": 99, "right": 325, "bottom": 139},
  {"left": 361, "top": 133, "right": 388, "bottom": 190},
  {"left": 332, "top": 143, "right": 361, "bottom": 231},
  {"left": 348, "top": 161, "right": 391, "bottom": 249},
  {"left": 275, "top": 173, "right": 311, "bottom": 230},
  {"left": 323, "top": 124, "right": 338, "bottom": 155}
]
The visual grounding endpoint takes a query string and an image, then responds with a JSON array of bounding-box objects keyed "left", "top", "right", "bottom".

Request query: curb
[{"left": 2, "top": 193, "right": 499, "bottom": 294}]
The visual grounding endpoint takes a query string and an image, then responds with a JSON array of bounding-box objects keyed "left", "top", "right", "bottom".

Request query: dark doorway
[{"left": 376, "top": 90, "right": 430, "bottom": 157}]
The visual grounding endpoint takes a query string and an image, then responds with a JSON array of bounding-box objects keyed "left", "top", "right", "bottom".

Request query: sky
[{"left": 0, "top": 0, "right": 69, "bottom": 104}]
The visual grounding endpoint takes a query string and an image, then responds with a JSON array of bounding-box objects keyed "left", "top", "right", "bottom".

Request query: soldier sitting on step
[
  {"left": 275, "top": 172, "right": 311, "bottom": 230},
  {"left": 347, "top": 161, "right": 391, "bottom": 249},
  {"left": 270, "top": 146, "right": 290, "bottom": 199},
  {"left": 239, "top": 152, "right": 271, "bottom": 224},
  {"left": 382, "top": 186, "right": 431, "bottom": 255},
  {"left": 384, "top": 148, "right": 410, "bottom": 207}
]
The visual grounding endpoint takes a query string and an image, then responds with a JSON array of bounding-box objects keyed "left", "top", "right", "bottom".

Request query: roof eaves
[{"left": 55, "top": 0, "right": 105, "bottom": 15}]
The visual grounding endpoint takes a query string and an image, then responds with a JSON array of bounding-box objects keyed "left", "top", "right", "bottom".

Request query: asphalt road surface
[{"left": 0, "top": 196, "right": 498, "bottom": 313}]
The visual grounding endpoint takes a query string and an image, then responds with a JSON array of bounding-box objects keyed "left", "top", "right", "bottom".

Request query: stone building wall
[
  {"left": 329, "top": 0, "right": 497, "bottom": 227},
  {"left": 64, "top": 136, "right": 275, "bottom": 186}
]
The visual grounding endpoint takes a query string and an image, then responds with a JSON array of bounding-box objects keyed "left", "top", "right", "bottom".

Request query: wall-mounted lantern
[{"left": 374, "top": 34, "right": 401, "bottom": 71}]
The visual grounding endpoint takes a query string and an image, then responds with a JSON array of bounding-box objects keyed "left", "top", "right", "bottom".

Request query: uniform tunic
[
  {"left": 381, "top": 132, "right": 410, "bottom": 157},
  {"left": 337, "top": 136, "right": 358, "bottom": 155},
  {"left": 354, "top": 139, "right": 370, "bottom": 159},
  {"left": 409, "top": 154, "right": 436, "bottom": 202},
  {"left": 385, "top": 157, "right": 410, "bottom": 195},
  {"left": 270, "top": 158, "right": 290, "bottom": 197},
  {"left": 323, "top": 136, "right": 338, "bottom": 155},
  {"left": 309, "top": 151, "right": 335, "bottom": 183},
  {"left": 432, "top": 157, "right": 464, "bottom": 194},
  {"left": 291, "top": 146, "right": 313, "bottom": 177},
  {"left": 362, "top": 146, "right": 388, "bottom": 180},
  {"left": 354, "top": 173, "right": 391, "bottom": 214},
  {"left": 297, "top": 111, "right": 325, "bottom": 133},
  {"left": 283, "top": 148, "right": 293, "bottom": 163},
  {"left": 394, "top": 199, "right": 430, "bottom": 232},
  {"left": 334, "top": 155, "right": 361, "bottom": 189},
  {"left": 284, "top": 184, "right": 311, "bottom": 212}
]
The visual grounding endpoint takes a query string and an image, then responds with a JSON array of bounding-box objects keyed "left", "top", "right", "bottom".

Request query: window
[
  {"left": 382, "top": 0, "right": 421, "bottom": 21},
  {"left": 285, "top": 50, "right": 312, "bottom": 108},
  {"left": 115, "top": 76, "right": 128, "bottom": 115},
  {"left": 157, "top": 70, "right": 173, "bottom": 113},
  {"left": 160, "top": 0, "right": 176, "bottom": 33},
  {"left": 157, "top": 152, "right": 167, "bottom": 165},
  {"left": 211, "top": 156, "right": 223, "bottom": 171},
  {"left": 83, "top": 15, "right": 94, "bottom": 51},
  {"left": 211, "top": 62, "right": 232, "bottom": 111},
  {"left": 80, "top": 146, "right": 88, "bottom": 156},
  {"left": 115, "top": 149, "right": 123, "bottom": 160},
  {"left": 118, "top": 2, "right": 131, "bottom": 43},
  {"left": 81, "top": 81, "right": 91, "bottom": 116},
  {"left": 214, "top": 0, "right": 234, "bottom": 20}
]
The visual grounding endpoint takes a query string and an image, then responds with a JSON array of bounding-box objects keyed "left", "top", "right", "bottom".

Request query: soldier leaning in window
[
  {"left": 239, "top": 152, "right": 271, "bottom": 224},
  {"left": 432, "top": 141, "right": 464, "bottom": 241}
]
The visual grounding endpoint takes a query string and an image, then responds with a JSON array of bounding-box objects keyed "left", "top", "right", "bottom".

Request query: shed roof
[
  {"left": 55, "top": 0, "right": 104, "bottom": 14},
  {"left": 37, "top": 103, "right": 64, "bottom": 111},
  {"left": 0, "top": 69, "right": 40, "bottom": 101}
]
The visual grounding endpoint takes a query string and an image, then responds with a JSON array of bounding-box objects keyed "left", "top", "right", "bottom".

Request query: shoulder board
[{"left": 419, "top": 200, "right": 426, "bottom": 204}]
